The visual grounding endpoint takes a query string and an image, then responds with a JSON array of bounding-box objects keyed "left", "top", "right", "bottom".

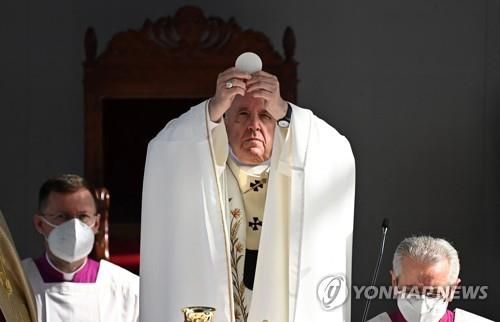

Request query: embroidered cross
[
  {"left": 249, "top": 217, "right": 263, "bottom": 231},
  {"left": 252, "top": 177, "right": 268, "bottom": 191},
  {"left": 250, "top": 179, "right": 264, "bottom": 192},
  {"left": 243, "top": 178, "right": 268, "bottom": 194}
]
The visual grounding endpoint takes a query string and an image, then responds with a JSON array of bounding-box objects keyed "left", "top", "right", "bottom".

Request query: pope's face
[{"left": 225, "top": 94, "right": 275, "bottom": 165}]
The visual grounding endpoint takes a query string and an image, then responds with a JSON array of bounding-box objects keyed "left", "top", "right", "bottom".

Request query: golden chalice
[{"left": 181, "top": 306, "right": 216, "bottom": 322}]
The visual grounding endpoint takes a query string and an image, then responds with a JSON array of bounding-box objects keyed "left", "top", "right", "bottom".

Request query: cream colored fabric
[
  {"left": 225, "top": 166, "right": 251, "bottom": 321},
  {"left": 227, "top": 158, "right": 268, "bottom": 251},
  {"left": 22, "top": 259, "right": 138, "bottom": 322},
  {"left": 0, "top": 210, "right": 37, "bottom": 322},
  {"left": 226, "top": 158, "right": 274, "bottom": 321},
  {"left": 140, "top": 100, "right": 355, "bottom": 322}
]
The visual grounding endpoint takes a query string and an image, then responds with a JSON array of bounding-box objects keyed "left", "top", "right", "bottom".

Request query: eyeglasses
[
  {"left": 396, "top": 285, "right": 452, "bottom": 301},
  {"left": 40, "top": 212, "right": 98, "bottom": 227}
]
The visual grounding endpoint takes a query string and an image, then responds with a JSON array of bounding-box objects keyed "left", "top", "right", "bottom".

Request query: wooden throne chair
[{"left": 84, "top": 5, "right": 298, "bottom": 273}]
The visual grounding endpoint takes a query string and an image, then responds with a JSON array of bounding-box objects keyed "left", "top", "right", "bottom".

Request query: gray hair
[{"left": 392, "top": 236, "right": 460, "bottom": 284}]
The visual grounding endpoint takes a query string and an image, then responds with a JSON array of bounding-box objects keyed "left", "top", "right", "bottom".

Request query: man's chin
[{"left": 237, "top": 150, "right": 269, "bottom": 165}]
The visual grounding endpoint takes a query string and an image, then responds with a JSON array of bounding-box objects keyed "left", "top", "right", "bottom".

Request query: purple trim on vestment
[{"left": 34, "top": 254, "right": 100, "bottom": 283}]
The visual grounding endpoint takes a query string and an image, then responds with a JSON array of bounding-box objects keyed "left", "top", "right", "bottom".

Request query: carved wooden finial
[
  {"left": 173, "top": 6, "right": 207, "bottom": 47},
  {"left": 144, "top": 5, "right": 240, "bottom": 51},
  {"left": 283, "top": 26, "right": 296, "bottom": 61},
  {"left": 84, "top": 27, "right": 97, "bottom": 62}
]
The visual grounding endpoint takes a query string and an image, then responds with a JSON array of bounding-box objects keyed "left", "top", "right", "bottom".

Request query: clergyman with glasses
[
  {"left": 368, "top": 235, "right": 492, "bottom": 322},
  {"left": 21, "top": 174, "right": 139, "bottom": 322}
]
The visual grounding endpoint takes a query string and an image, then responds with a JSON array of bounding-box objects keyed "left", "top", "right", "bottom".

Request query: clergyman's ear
[
  {"left": 93, "top": 213, "right": 101, "bottom": 234},
  {"left": 390, "top": 270, "right": 398, "bottom": 287},
  {"left": 33, "top": 214, "right": 45, "bottom": 235},
  {"left": 447, "top": 278, "right": 461, "bottom": 302}
]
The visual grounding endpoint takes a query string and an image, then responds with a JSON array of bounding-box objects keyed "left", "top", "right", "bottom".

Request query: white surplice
[
  {"left": 22, "top": 259, "right": 139, "bottom": 322},
  {"left": 140, "top": 100, "right": 356, "bottom": 322},
  {"left": 368, "top": 309, "right": 494, "bottom": 322}
]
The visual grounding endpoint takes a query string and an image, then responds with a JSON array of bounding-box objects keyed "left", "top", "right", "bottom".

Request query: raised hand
[
  {"left": 208, "top": 67, "right": 251, "bottom": 122},
  {"left": 245, "top": 71, "right": 287, "bottom": 120}
]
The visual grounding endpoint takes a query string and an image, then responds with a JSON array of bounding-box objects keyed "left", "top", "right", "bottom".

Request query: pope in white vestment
[{"left": 140, "top": 66, "right": 356, "bottom": 322}]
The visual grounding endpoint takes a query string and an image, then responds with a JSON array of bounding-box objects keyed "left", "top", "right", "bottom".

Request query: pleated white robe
[
  {"left": 140, "top": 100, "right": 356, "bottom": 322},
  {"left": 22, "top": 259, "right": 139, "bottom": 322}
]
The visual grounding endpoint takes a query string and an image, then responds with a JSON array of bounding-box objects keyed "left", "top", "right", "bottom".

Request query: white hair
[{"left": 392, "top": 235, "right": 460, "bottom": 284}]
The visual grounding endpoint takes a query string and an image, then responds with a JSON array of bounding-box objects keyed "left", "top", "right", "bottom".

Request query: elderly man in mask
[
  {"left": 140, "top": 54, "right": 356, "bottom": 322},
  {"left": 368, "top": 235, "right": 492, "bottom": 322},
  {"left": 22, "top": 174, "right": 139, "bottom": 322}
]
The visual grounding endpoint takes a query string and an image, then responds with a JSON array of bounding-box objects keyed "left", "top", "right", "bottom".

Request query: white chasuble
[{"left": 140, "top": 100, "right": 356, "bottom": 322}]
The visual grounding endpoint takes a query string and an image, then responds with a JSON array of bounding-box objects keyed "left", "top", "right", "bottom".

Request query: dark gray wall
[{"left": 1, "top": 0, "right": 498, "bottom": 320}]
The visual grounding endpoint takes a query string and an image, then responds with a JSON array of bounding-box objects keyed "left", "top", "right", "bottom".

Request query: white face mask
[
  {"left": 397, "top": 293, "right": 448, "bottom": 322},
  {"left": 41, "top": 217, "right": 95, "bottom": 263}
]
